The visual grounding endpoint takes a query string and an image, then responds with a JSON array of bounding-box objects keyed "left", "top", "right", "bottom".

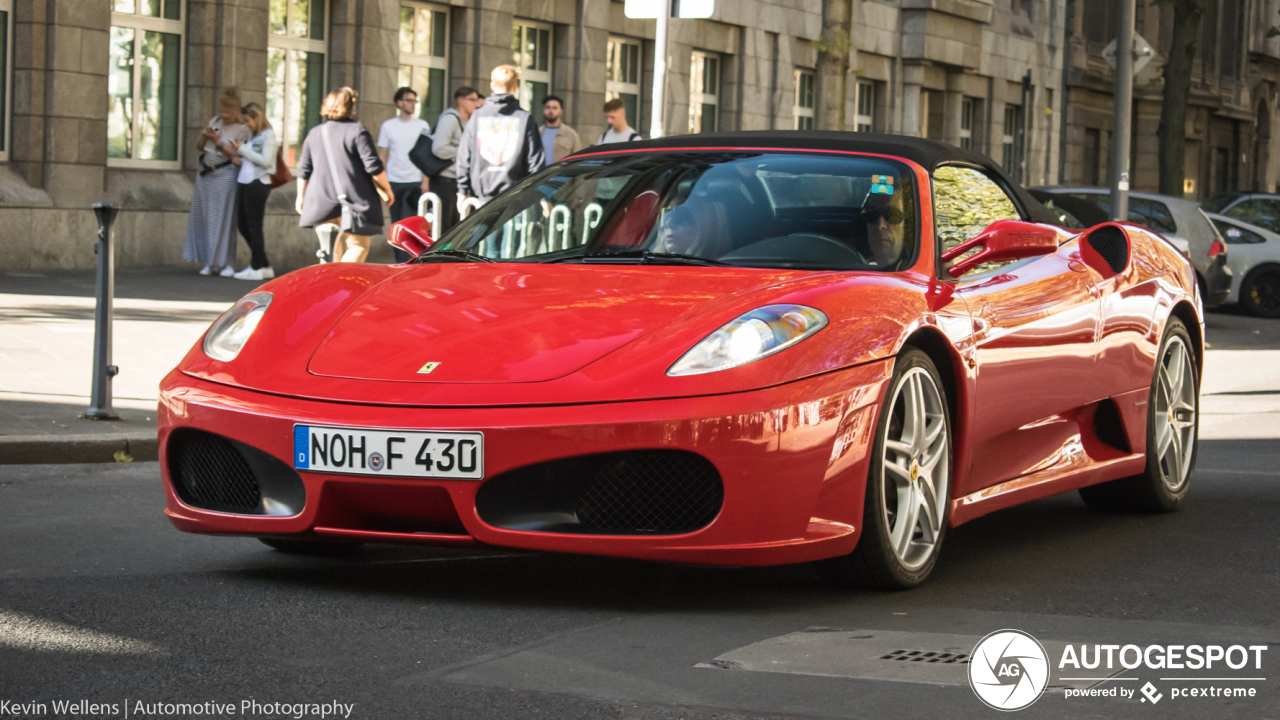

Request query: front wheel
[
  {"left": 816, "top": 348, "right": 952, "bottom": 590},
  {"left": 1079, "top": 317, "right": 1198, "bottom": 512}
]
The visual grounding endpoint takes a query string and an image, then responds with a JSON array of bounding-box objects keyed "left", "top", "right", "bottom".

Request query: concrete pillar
[
  {"left": 901, "top": 83, "right": 922, "bottom": 137},
  {"left": 12, "top": 0, "right": 109, "bottom": 208},
  {"left": 330, "top": 0, "right": 399, "bottom": 136},
  {"left": 186, "top": 0, "right": 271, "bottom": 172}
]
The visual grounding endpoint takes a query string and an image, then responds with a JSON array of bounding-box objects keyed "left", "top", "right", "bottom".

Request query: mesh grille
[
  {"left": 575, "top": 451, "right": 723, "bottom": 533},
  {"left": 1088, "top": 226, "right": 1129, "bottom": 273},
  {"left": 169, "top": 430, "right": 262, "bottom": 512},
  {"left": 880, "top": 649, "right": 971, "bottom": 664}
]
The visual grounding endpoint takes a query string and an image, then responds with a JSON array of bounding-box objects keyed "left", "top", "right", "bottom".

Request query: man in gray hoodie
[
  {"left": 455, "top": 65, "right": 546, "bottom": 211},
  {"left": 430, "top": 86, "right": 480, "bottom": 234}
]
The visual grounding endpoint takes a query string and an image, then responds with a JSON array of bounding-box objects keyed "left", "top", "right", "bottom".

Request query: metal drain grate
[{"left": 880, "top": 649, "right": 970, "bottom": 664}]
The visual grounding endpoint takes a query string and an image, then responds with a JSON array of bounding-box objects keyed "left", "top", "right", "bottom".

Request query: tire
[
  {"left": 1079, "top": 317, "right": 1198, "bottom": 513},
  {"left": 1240, "top": 266, "right": 1280, "bottom": 319},
  {"left": 816, "top": 348, "right": 952, "bottom": 590},
  {"left": 259, "top": 537, "right": 364, "bottom": 554}
]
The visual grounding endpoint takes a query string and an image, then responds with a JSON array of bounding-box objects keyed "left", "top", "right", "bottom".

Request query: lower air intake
[
  {"left": 575, "top": 452, "right": 723, "bottom": 533},
  {"left": 168, "top": 429, "right": 306, "bottom": 516},
  {"left": 475, "top": 449, "right": 724, "bottom": 535}
]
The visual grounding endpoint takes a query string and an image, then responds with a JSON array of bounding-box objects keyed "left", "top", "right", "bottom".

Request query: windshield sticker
[{"left": 871, "top": 175, "right": 895, "bottom": 195}]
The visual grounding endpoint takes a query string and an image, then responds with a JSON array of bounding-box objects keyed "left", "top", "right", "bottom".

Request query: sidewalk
[{"left": 0, "top": 267, "right": 272, "bottom": 463}]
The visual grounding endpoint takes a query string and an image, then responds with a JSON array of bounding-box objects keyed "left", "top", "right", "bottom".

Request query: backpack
[{"left": 598, "top": 129, "right": 642, "bottom": 144}]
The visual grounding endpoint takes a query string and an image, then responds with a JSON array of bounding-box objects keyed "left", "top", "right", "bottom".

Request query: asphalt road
[{"left": 2, "top": 310, "right": 1278, "bottom": 720}]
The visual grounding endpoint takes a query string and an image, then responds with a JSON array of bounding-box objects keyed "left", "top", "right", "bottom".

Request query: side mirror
[
  {"left": 387, "top": 215, "right": 434, "bottom": 259},
  {"left": 941, "top": 220, "right": 1060, "bottom": 278}
]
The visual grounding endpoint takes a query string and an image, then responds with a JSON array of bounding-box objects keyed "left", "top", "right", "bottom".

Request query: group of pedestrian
[{"left": 182, "top": 65, "right": 642, "bottom": 274}]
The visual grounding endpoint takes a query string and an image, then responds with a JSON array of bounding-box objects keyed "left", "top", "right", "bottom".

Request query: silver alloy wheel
[
  {"left": 1154, "top": 335, "right": 1197, "bottom": 490},
  {"left": 880, "top": 367, "right": 950, "bottom": 570}
]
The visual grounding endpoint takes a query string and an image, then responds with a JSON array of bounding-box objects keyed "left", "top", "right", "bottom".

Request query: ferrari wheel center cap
[{"left": 910, "top": 461, "right": 920, "bottom": 481}]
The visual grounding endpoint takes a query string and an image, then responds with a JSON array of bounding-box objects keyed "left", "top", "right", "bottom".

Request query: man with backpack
[
  {"left": 427, "top": 86, "right": 480, "bottom": 235},
  {"left": 455, "top": 66, "right": 546, "bottom": 212},
  {"left": 598, "top": 98, "right": 642, "bottom": 144}
]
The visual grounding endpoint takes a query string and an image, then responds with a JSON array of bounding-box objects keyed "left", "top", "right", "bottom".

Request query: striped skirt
[{"left": 182, "top": 164, "right": 240, "bottom": 267}]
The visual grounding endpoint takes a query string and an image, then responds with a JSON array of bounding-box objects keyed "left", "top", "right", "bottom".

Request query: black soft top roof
[{"left": 575, "top": 130, "right": 1060, "bottom": 225}]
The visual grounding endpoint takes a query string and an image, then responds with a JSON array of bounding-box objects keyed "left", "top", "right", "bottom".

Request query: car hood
[
  {"left": 179, "top": 263, "right": 942, "bottom": 406},
  {"left": 306, "top": 263, "right": 815, "bottom": 384}
]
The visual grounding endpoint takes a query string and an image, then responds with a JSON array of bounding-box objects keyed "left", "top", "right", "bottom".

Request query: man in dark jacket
[{"left": 455, "top": 65, "right": 546, "bottom": 211}]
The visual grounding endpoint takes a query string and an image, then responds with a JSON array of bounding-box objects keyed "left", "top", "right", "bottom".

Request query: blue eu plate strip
[{"left": 294, "top": 426, "right": 310, "bottom": 468}]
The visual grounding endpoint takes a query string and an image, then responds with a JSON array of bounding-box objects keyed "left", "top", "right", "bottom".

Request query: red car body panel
[{"left": 159, "top": 145, "right": 1202, "bottom": 566}]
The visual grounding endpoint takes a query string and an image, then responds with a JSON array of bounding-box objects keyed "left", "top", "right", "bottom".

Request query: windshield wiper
[
  {"left": 416, "top": 249, "right": 497, "bottom": 263},
  {"left": 581, "top": 249, "right": 730, "bottom": 266}
]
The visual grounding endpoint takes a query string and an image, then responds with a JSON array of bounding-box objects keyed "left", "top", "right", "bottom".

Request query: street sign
[
  {"left": 625, "top": 0, "right": 713, "bottom": 19},
  {"left": 1103, "top": 32, "right": 1154, "bottom": 75}
]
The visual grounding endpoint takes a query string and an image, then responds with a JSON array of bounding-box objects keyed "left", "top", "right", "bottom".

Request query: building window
[
  {"left": 689, "top": 50, "right": 719, "bottom": 134},
  {"left": 855, "top": 81, "right": 874, "bottom": 132},
  {"left": 794, "top": 69, "right": 814, "bottom": 130},
  {"left": 267, "top": 0, "right": 326, "bottom": 166},
  {"left": 512, "top": 20, "right": 552, "bottom": 119},
  {"left": 1002, "top": 104, "right": 1024, "bottom": 182},
  {"left": 108, "top": 0, "right": 183, "bottom": 167},
  {"left": 607, "top": 37, "right": 642, "bottom": 130},
  {"left": 398, "top": 2, "right": 449, "bottom": 128},
  {"left": 959, "top": 97, "right": 974, "bottom": 149}
]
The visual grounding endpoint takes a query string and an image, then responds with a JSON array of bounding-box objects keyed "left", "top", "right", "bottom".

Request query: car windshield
[{"left": 424, "top": 152, "right": 917, "bottom": 270}]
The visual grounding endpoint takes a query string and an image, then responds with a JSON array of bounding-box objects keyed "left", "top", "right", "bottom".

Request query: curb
[{"left": 0, "top": 433, "right": 159, "bottom": 465}]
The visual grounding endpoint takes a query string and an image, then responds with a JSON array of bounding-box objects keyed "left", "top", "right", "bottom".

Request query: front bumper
[{"left": 158, "top": 362, "right": 891, "bottom": 566}]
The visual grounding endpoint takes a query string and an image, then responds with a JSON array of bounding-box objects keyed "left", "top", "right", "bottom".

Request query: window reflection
[{"left": 933, "top": 165, "right": 1021, "bottom": 275}]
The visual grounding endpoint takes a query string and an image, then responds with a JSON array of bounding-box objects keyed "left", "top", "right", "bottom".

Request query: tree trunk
[
  {"left": 1157, "top": 0, "right": 1203, "bottom": 197},
  {"left": 814, "top": 0, "right": 853, "bottom": 130}
]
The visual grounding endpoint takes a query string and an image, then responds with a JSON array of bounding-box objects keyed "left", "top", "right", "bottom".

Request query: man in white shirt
[
  {"left": 598, "top": 98, "right": 642, "bottom": 144},
  {"left": 377, "top": 87, "right": 431, "bottom": 261}
]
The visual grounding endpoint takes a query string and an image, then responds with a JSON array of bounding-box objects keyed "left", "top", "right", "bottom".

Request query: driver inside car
[{"left": 859, "top": 194, "right": 906, "bottom": 267}]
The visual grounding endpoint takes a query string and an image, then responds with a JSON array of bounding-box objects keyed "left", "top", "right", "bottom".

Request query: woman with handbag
[
  {"left": 224, "top": 103, "right": 277, "bottom": 281},
  {"left": 183, "top": 87, "right": 252, "bottom": 276},
  {"left": 294, "top": 87, "right": 393, "bottom": 263}
]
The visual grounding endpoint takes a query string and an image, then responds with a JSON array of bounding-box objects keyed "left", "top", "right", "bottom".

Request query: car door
[{"left": 937, "top": 167, "right": 1101, "bottom": 494}]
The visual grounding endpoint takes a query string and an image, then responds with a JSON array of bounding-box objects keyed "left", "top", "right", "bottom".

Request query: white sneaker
[
  {"left": 199, "top": 265, "right": 213, "bottom": 276},
  {"left": 233, "top": 267, "right": 265, "bottom": 281},
  {"left": 259, "top": 267, "right": 275, "bottom": 279},
  {"left": 219, "top": 266, "right": 235, "bottom": 278}
]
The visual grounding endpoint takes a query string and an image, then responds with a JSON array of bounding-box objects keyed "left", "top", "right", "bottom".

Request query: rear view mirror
[
  {"left": 387, "top": 215, "right": 434, "bottom": 259},
  {"left": 942, "top": 220, "right": 1060, "bottom": 278}
]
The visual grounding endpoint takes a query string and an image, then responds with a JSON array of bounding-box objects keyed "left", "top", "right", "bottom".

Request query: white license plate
[{"left": 293, "top": 425, "right": 484, "bottom": 479}]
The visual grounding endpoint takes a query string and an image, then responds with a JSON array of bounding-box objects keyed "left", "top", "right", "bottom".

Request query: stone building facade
[
  {"left": 0, "top": 0, "right": 1091, "bottom": 270},
  {"left": 1060, "top": 0, "right": 1280, "bottom": 198}
]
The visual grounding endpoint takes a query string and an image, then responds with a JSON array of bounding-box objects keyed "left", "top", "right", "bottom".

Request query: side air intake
[{"left": 1083, "top": 224, "right": 1130, "bottom": 276}]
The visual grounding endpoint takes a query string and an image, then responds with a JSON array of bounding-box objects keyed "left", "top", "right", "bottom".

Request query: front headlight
[
  {"left": 203, "top": 292, "right": 273, "bottom": 361},
  {"left": 667, "top": 304, "right": 828, "bottom": 376}
]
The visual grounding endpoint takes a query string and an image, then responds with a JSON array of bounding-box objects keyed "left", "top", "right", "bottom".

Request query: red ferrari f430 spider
[{"left": 160, "top": 133, "right": 1201, "bottom": 589}]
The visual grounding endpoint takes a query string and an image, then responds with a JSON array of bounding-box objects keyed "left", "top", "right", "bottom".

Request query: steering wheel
[{"left": 787, "top": 232, "right": 868, "bottom": 264}]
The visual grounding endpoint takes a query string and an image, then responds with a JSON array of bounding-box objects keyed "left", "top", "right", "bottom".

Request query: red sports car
[{"left": 159, "top": 132, "right": 1202, "bottom": 589}]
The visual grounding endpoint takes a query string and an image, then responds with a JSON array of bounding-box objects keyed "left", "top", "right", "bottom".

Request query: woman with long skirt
[{"left": 183, "top": 87, "right": 252, "bottom": 276}]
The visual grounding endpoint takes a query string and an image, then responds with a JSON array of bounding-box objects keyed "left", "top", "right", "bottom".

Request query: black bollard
[{"left": 83, "top": 202, "right": 120, "bottom": 420}]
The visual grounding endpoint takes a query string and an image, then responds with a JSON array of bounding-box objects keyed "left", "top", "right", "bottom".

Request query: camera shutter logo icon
[{"left": 968, "top": 629, "right": 1050, "bottom": 711}]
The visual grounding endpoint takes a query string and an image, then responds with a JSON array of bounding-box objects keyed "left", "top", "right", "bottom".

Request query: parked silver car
[
  {"left": 1031, "top": 187, "right": 1232, "bottom": 307},
  {"left": 1205, "top": 213, "right": 1280, "bottom": 318}
]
